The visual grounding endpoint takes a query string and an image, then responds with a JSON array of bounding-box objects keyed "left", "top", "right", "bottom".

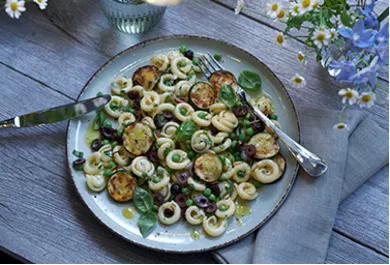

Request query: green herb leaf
[
  {"left": 176, "top": 120, "right": 196, "bottom": 141},
  {"left": 133, "top": 187, "right": 154, "bottom": 213},
  {"left": 238, "top": 71, "right": 262, "bottom": 92},
  {"left": 219, "top": 84, "right": 237, "bottom": 108},
  {"left": 138, "top": 212, "right": 157, "bottom": 237},
  {"left": 93, "top": 109, "right": 106, "bottom": 130},
  {"left": 340, "top": 10, "right": 354, "bottom": 27},
  {"left": 285, "top": 15, "right": 306, "bottom": 32},
  {"left": 72, "top": 150, "right": 84, "bottom": 158}
]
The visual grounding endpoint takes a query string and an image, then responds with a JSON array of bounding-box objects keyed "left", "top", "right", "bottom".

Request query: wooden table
[{"left": 0, "top": 0, "right": 388, "bottom": 263}]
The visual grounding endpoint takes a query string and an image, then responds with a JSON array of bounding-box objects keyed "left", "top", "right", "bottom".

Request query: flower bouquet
[
  {"left": 235, "top": 0, "right": 389, "bottom": 130},
  {"left": 2, "top": 0, "right": 47, "bottom": 18}
]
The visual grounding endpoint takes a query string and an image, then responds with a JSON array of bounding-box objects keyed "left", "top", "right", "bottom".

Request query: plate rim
[{"left": 65, "top": 34, "right": 301, "bottom": 254}]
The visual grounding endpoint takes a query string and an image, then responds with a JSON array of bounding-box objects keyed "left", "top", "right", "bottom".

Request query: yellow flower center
[
  {"left": 316, "top": 33, "right": 325, "bottom": 42},
  {"left": 11, "top": 2, "right": 18, "bottom": 11},
  {"left": 361, "top": 95, "right": 371, "bottom": 103},
  {"left": 302, "top": 0, "right": 310, "bottom": 8},
  {"left": 297, "top": 53, "right": 304, "bottom": 61},
  {"left": 276, "top": 34, "right": 284, "bottom": 44},
  {"left": 277, "top": 10, "right": 285, "bottom": 18},
  {"left": 312, "top": 1, "right": 319, "bottom": 7},
  {"left": 337, "top": 124, "right": 345, "bottom": 129},
  {"left": 294, "top": 76, "right": 303, "bottom": 83},
  {"left": 271, "top": 3, "right": 279, "bottom": 11},
  {"left": 345, "top": 90, "right": 354, "bottom": 99},
  {"left": 293, "top": 5, "right": 299, "bottom": 12}
]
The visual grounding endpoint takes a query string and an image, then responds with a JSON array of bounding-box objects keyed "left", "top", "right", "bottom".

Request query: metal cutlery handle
[
  {"left": 0, "top": 118, "right": 15, "bottom": 129},
  {"left": 238, "top": 90, "right": 328, "bottom": 177}
]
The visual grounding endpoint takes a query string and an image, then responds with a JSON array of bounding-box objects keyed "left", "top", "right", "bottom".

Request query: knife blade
[{"left": 0, "top": 94, "right": 111, "bottom": 128}]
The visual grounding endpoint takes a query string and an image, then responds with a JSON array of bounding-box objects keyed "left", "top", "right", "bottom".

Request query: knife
[{"left": 0, "top": 94, "right": 111, "bottom": 128}]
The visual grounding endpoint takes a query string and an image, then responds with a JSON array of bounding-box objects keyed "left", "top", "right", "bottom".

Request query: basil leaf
[
  {"left": 138, "top": 212, "right": 157, "bottom": 237},
  {"left": 93, "top": 109, "right": 106, "bottom": 130},
  {"left": 340, "top": 10, "right": 353, "bottom": 27},
  {"left": 133, "top": 187, "right": 154, "bottom": 213},
  {"left": 219, "top": 84, "right": 237, "bottom": 108},
  {"left": 238, "top": 70, "right": 262, "bottom": 92},
  {"left": 176, "top": 120, "right": 196, "bottom": 141}
]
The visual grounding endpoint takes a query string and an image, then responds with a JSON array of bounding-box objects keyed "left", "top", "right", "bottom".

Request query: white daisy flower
[
  {"left": 33, "top": 0, "right": 48, "bottom": 10},
  {"left": 311, "top": 0, "right": 323, "bottom": 8},
  {"left": 358, "top": 92, "right": 376, "bottom": 108},
  {"left": 299, "top": 0, "right": 313, "bottom": 15},
  {"left": 235, "top": 0, "right": 244, "bottom": 15},
  {"left": 297, "top": 51, "right": 305, "bottom": 62},
  {"left": 290, "top": 74, "right": 306, "bottom": 88},
  {"left": 311, "top": 28, "right": 331, "bottom": 49},
  {"left": 329, "top": 28, "right": 338, "bottom": 39},
  {"left": 266, "top": 1, "right": 284, "bottom": 19},
  {"left": 290, "top": 3, "right": 300, "bottom": 16},
  {"left": 333, "top": 123, "right": 350, "bottom": 131},
  {"left": 275, "top": 31, "right": 285, "bottom": 46},
  {"left": 5, "top": 0, "right": 26, "bottom": 19},
  {"left": 338, "top": 88, "right": 359, "bottom": 105}
]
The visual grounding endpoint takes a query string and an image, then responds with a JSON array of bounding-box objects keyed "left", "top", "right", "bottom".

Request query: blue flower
[
  {"left": 328, "top": 60, "right": 356, "bottom": 83},
  {"left": 351, "top": 56, "right": 379, "bottom": 87},
  {"left": 357, "top": 0, "right": 379, "bottom": 29},
  {"left": 338, "top": 20, "right": 376, "bottom": 48},
  {"left": 376, "top": 22, "right": 389, "bottom": 44},
  {"left": 376, "top": 41, "right": 389, "bottom": 64}
]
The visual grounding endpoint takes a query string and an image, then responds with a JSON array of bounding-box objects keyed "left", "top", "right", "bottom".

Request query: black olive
[
  {"left": 233, "top": 106, "right": 248, "bottom": 118},
  {"left": 133, "top": 101, "right": 141, "bottom": 110},
  {"left": 134, "top": 110, "right": 143, "bottom": 121},
  {"left": 162, "top": 111, "right": 174, "bottom": 121},
  {"left": 188, "top": 164, "right": 195, "bottom": 177},
  {"left": 153, "top": 193, "right": 164, "bottom": 206},
  {"left": 252, "top": 121, "right": 265, "bottom": 132},
  {"left": 205, "top": 202, "right": 217, "bottom": 214},
  {"left": 177, "top": 172, "right": 189, "bottom": 185},
  {"left": 184, "top": 50, "right": 194, "bottom": 60},
  {"left": 154, "top": 113, "right": 169, "bottom": 129},
  {"left": 195, "top": 195, "right": 209, "bottom": 208},
  {"left": 209, "top": 124, "right": 219, "bottom": 134},
  {"left": 164, "top": 208, "right": 174, "bottom": 218},
  {"left": 208, "top": 182, "right": 220, "bottom": 197},
  {"left": 244, "top": 144, "right": 256, "bottom": 157},
  {"left": 127, "top": 90, "right": 140, "bottom": 100},
  {"left": 170, "top": 184, "right": 181, "bottom": 196},
  {"left": 73, "top": 158, "right": 85, "bottom": 167},
  {"left": 175, "top": 194, "right": 188, "bottom": 208},
  {"left": 91, "top": 139, "right": 102, "bottom": 151},
  {"left": 146, "top": 149, "right": 158, "bottom": 163},
  {"left": 100, "top": 126, "right": 116, "bottom": 140}
]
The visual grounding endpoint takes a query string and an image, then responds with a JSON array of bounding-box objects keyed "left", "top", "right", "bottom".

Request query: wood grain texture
[{"left": 0, "top": 0, "right": 388, "bottom": 263}]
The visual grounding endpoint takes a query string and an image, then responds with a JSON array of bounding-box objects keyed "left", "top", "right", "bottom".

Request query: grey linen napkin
[{"left": 213, "top": 106, "right": 389, "bottom": 264}]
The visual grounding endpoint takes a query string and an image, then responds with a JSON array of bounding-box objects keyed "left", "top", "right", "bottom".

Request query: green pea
[
  {"left": 103, "top": 120, "right": 112, "bottom": 128},
  {"left": 238, "top": 132, "right": 246, "bottom": 140},
  {"left": 117, "top": 129, "right": 124, "bottom": 137},
  {"left": 244, "top": 120, "right": 251, "bottom": 127},
  {"left": 188, "top": 150, "right": 196, "bottom": 160},
  {"left": 219, "top": 205, "right": 227, "bottom": 211},
  {"left": 208, "top": 194, "right": 217, "bottom": 201},
  {"left": 203, "top": 188, "right": 212, "bottom": 197},
  {"left": 237, "top": 170, "right": 246, "bottom": 178},
  {"left": 96, "top": 91, "right": 104, "bottom": 96},
  {"left": 214, "top": 53, "right": 222, "bottom": 61},
  {"left": 229, "top": 132, "right": 236, "bottom": 139},
  {"left": 185, "top": 140, "right": 192, "bottom": 150},
  {"left": 219, "top": 155, "right": 226, "bottom": 165},
  {"left": 235, "top": 101, "right": 243, "bottom": 107},
  {"left": 182, "top": 187, "right": 190, "bottom": 194},
  {"left": 186, "top": 199, "right": 194, "bottom": 207},
  {"left": 179, "top": 61, "right": 186, "bottom": 67},
  {"left": 152, "top": 176, "right": 161, "bottom": 183},
  {"left": 179, "top": 45, "right": 187, "bottom": 54},
  {"left": 108, "top": 161, "right": 116, "bottom": 169},
  {"left": 252, "top": 179, "right": 261, "bottom": 188},
  {"left": 152, "top": 205, "right": 159, "bottom": 212},
  {"left": 73, "top": 164, "right": 83, "bottom": 171},
  {"left": 270, "top": 114, "right": 278, "bottom": 120},
  {"left": 112, "top": 141, "right": 119, "bottom": 148},
  {"left": 180, "top": 109, "right": 187, "bottom": 115},
  {"left": 245, "top": 113, "right": 251, "bottom": 120},
  {"left": 172, "top": 154, "right": 181, "bottom": 162},
  {"left": 197, "top": 112, "right": 208, "bottom": 119},
  {"left": 110, "top": 103, "right": 119, "bottom": 110},
  {"left": 142, "top": 173, "right": 148, "bottom": 178},
  {"left": 235, "top": 155, "right": 241, "bottom": 161},
  {"left": 102, "top": 139, "right": 110, "bottom": 145},
  {"left": 192, "top": 57, "right": 200, "bottom": 64},
  {"left": 188, "top": 183, "right": 195, "bottom": 191},
  {"left": 231, "top": 140, "right": 238, "bottom": 148},
  {"left": 247, "top": 127, "right": 254, "bottom": 136},
  {"left": 103, "top": 169, "right": 113, "bottom": 177}
]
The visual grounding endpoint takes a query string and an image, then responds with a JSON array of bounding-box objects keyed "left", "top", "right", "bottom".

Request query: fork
[{"left": 196, "top": 52, "right": 328, "bottom": 177}]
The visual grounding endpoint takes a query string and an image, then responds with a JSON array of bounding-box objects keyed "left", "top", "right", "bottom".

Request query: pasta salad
[{"left": 72, "top": 46, "right": 286, "bottom": 237}]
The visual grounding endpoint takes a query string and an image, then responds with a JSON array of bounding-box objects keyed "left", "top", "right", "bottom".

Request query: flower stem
[
  {"left": 339, "top": 105, "right": 347, "bottom": 123},
  {"left": 378, "top": 7, "right": 389, "bottom": 23}
]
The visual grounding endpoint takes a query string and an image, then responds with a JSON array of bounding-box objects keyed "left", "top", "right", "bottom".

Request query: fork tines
[{"left": 196, "top": 52, "right": 225, "bottom": 78}]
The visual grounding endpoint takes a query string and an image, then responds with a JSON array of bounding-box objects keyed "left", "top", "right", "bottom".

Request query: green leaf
[
  {"left": 238, "top": 70, "right": 262, "bottom": 93},
  {"left": 72, "top": 149, "right": 84, "bottom": 158},
  {"left": 138, "top": 212, "right": 157, "bottom": 237},
  {"left": 340, "top": 10, "right": 354, "bottom": 27},
  {"left": 93, "top": 109, "right": 106, "bottom": 130},
  {"left": 176, "top": 120, "right": 196, "bottom": 141},
  {"left": 219, "top": 84, "right": 237, "bottom": 108},
  {"left": 133, "top": 187, "right": 154, "bottom": 213},
  {"left": 286, "top": 15, "right": 306, "bottom": 31}
]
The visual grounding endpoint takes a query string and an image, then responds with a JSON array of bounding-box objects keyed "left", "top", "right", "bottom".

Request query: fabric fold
[{"left": 213, "top": 106, "right": 388, "bottom": 264}]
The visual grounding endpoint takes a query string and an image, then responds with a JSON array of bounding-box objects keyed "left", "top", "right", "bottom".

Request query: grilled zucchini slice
[
  {"left": 189, "top": 82, "right": 215, "bottom": 110},
  {"left": 122, "top": 122, "right": 153, "bottom": 156},
  {"left": 209, "top": 71, "right": 238, "bottom": 98},
  {"left": 194, "top": 152, "right": 223, "bottom": 182},
  {"left": 248, "top": 132, "right": 280, "bottom": 159},
  {"left": 132, "top": 65, "right": 160, "bottom": 91},
  {"left": 107, "top": 171, "right": 137, "bottom": 202}
]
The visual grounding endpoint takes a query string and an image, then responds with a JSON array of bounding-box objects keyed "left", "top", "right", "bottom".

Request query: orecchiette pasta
[
  {"left": 256, "top": 96, "right": 274, "bottom": 115},
  {"left": 190, "top": 130, "right": 214, "bottom": 153},
  {"left": 251, "top": 159, "right": 281, "bottom": 183},
  {"left": 141, "top": 116, "right": 156, "bottom": 130},
  {"left": 174, "top": 102, "right": 194, "bottom": 121},
  {"left": 236, "top": 182, "right": 258, "bottom": 200},
  {"left": 99, "top": 144, "right": 113, "bottom": 163},
  {"left": 151, "top": 53, "right": 169, "bottom": 71},
  {"left": 117, "top": 112, "right": 136, "bottom": 131},
  {"left": 161, "top": 121, "right": 180, "bottom": 139},
  {"left": 202, "top": 216, "right": 228, "bottom": 237},
  {"left": 175, "top": 80, "right": 192, "bottom": 97},
  {"left": 159, "top": 92, "right": 176, "bottom": 104},
  {"left": 154, "top": 103, "right": 175, "bottom": 116},
  {"left": 158, "top": 201, "right": 181, "bottom": 225},
  {"left": 215, "top": 198, "right": 236, "bottom": 219},
  {"left": 113, "top": 145, "right": 132, "bottom": 167},
  {"left": 130, "top": 156, "right": 155, "bottom": 178},
  {"left": 86, "top": 174, "right": 106, "bottom": 192},
  {"left": 157, "top": 137, "right": 175, "bottom": 160},
  {"left": 212, "top": 132, "right": 232, "bottom": 153},
  {"left": 112, "top": 77, "right": 133, "bottom": 95},
  {"left": 104, "top": 96, "right": 129, "bottom": 118},
  {"left": 148, "top": 166, "right": 170, "bottom": 191},
  {"left": 211, "top": 111, "right": 238, "bottom": 133},
  {"left": 192, "top": 111, "right": 212, "bottom": 127},
  {"left": 166, "top": 149, "right": 191, "bottom": 170},
  {"left": 83, "top": 152, "right": 102, "bottom": 175},
  {"left": 209, "top": 103, "right": 227, "bottom": 115},
  {"left": 185, "top": 206, "right": 205, "bottom": 225},
  {"left": 158, "top": 74, "right": 177, "bottom": 92},
  {"left": 171, "top": 57, "right": 193, "bottom": 79},
  {"left": 128, "top": 85, "right": 145, "bottom": 98},
  {"left": 229, "top": 162, "right": 251, "bottom": 183},
  {"left": 187, "top": 176, "right": 206, "bottom": 191},
  {"left": 140, "top": 91, "right": 160, "bottom": 113}
]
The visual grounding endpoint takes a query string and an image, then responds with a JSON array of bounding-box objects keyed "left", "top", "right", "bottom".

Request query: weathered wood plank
[
  {"left": 326, "top": 231, "right": 389, "bottom": 264},
  {"left": 213, "top": 0, "right": 389, "bottom": 81}
]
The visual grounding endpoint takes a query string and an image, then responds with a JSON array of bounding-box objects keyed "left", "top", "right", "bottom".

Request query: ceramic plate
[{"left": 66, "top": 35, "right": 300, "bottom": 253}]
